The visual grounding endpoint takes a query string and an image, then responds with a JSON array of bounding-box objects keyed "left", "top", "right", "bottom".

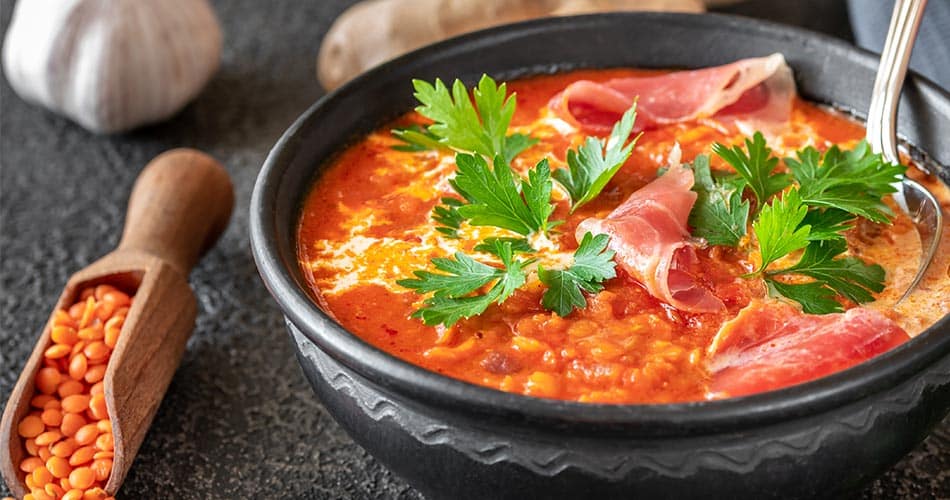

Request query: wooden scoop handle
[{"left": 118, "top": 149, "right": 234, "bottom": 274}]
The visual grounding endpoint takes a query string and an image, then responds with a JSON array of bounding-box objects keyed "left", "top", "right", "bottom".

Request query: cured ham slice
[
  {"left": 575, "top": 148, "right": 724, "bottom": 313},
  {"left": 707, "top": 300, "right": 910, "bottom": 398},
  {"left": 550, "top": 53, "right": 795, "bottom": 134}
]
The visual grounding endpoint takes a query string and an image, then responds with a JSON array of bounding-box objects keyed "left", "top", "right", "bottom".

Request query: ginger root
[{"left": 317, "top": 0, "right": 705, "bottom": 91}]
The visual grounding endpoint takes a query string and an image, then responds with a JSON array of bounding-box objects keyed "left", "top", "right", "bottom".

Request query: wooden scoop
[{"left": 0, "top": 149, "right": 234, "bottom": 497}]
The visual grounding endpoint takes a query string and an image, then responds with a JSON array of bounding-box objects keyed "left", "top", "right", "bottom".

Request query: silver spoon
[{"left": 865, "top": 0, "right": 943, "bottom": 303}]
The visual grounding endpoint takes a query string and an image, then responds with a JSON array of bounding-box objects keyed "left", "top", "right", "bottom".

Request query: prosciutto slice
[
  {"left": 707, "top": 300, "right": 910, "bottom": 398},
  {"left": 550, "top": 53, "right": 795, "bottom": 134},
  {"left": 575, "top": 149, "right": 724, "bottom": 313}
]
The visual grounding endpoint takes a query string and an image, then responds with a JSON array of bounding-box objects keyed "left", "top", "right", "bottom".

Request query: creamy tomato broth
[{"left": 297, "top": 68, "right": 950, "bottom": 404}]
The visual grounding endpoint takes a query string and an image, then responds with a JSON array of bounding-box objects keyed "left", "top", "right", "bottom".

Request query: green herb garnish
[
  {"left": 503, "top": 133, "right": 540, "bottom": 164},
  {"left": 711, "top": 132, "right": 791, "bottom": 208},
  {"left": 392, "top": 124, "right": 443, "bottom": 152},
  {"left": 538, "top": 232, "right": 617, "bottom": 317},
  {"left": 432, "top": 197, "right": 465, "bottom": 238},
  {"left": 451, "top": 154, "right": 558, "bottom": 236},
  {"left": 399, "top": 75, "right": 538, "bottom": 161},
  {"left": 751, "top": 188, "right": 811, "bottom": 273},
  {"left": 397, "top": 240, "right": 533, "bottom": 327},
  {"left": 397, "top": 77, "right": 639, "bottom": 326},
  {"left": 764, "top": 239, "right": 886, "bottom": 314},
  {"left": 690, "top": 133, "right": 904, "bottom": 314},
  {"left": 399, "top": 74, "right": 549, "bottom": 237},
  {"left": 474, "top": 237, "right": 534, "bottom": 255},
  {"left": 688, "top": 154, "right": 750, "bottom": 247},
  {"left": 801, "top": 208, "right": 855, "bottom": 242},
  {"left": 787, "top": 141, "right": 906, "bottom": 223},
  {"left": 554, "top": 103, "right": 640, "bottom": 212}
]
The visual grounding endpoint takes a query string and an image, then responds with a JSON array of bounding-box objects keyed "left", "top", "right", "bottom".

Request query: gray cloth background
[{"left": 849, "top": 0, "right": 950, "bottom": 90}]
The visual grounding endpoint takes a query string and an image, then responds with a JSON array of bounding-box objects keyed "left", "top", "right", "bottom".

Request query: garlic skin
[{"left": 2, "top": 0, "right": 222, "bottom": 134}]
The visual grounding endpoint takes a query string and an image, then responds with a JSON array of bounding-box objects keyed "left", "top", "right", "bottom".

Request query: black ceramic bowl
[{"left": 251, "top": 13, "right": 950, "bottom": 500}]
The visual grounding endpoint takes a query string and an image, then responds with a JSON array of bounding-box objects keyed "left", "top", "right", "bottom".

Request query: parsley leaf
[
  {"left": 712, "top": 132, "right": 791, "bottom": 207},
  {"left": 786, "top": 141, "right": 907, "bottom": 223},
  {"left": 522, "top": 158, "right": 558, "bottom": 231},
  {"left": 764, "top": 279, "right": 842, "bottom": 314},
  {"left": 769, "top": 239, "right": 885, "bottom": 306},
  {"left": 736, "top": 148, "right": 891, "bottom": 313},
  {"left": 503, "top": 133, "right": 539, "bottom": 164},
  {"left": 553, "top": 103, "right": 640, "bottom": 212},
  {"left": 406, "top": 294, "right": 497, "bottom": 327},
  {"left": 688, "top": 154, "right": 750, "bottom": 247},
  {"left": 538, "top": 232, "right": 617, "bottom": 316},
  {"left": 752, "top": 189, "right": 811, "bottom": 272},
  {"left": 394, "top": 125, "right": 536, "bottom": 161},
  {"left": 452, "top": 154, "right": 557, "bottom": 235},
  {"left": 397, "top": 240, "right": 531, "bottom": 326},
  {"left": 392, "top": 124, "right": 444, "bottom": 152},
  {"left": 474, "top": 237, "right": 534, "bottom": 255},
  {"left": 411, "top": 74, "right": 536, "bottom": 160},
  {"left": 432, "top": 197, "right": 465, "bottom": 238},
  {"left": 413, "top": 76, "right": 542, "bottom": 235},
  {"left": 397, "top": 252, "right": 501, "bottom": 298},
  {"left": 802, "top": 208, "right": 854, "bottom": 241}
]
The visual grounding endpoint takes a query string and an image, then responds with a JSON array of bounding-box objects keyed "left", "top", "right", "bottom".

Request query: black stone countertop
[{"left": 0, "top": 0, "right": 946, "bottom": 498}]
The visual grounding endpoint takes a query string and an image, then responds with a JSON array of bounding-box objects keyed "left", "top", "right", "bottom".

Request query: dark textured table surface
[{"left": 0, "top": 1, "right": 946, "bottom": 498}]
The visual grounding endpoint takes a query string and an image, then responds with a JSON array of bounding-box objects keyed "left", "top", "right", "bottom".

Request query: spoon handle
[
  {"left": 865, "top": 0, "right": 944, "bottom": 303},
  {"left": 866, "top": 0, "right": 926, "bottom": 166},
  {"left": 118, "top": 149, "right": 234, "bottom": 275}
]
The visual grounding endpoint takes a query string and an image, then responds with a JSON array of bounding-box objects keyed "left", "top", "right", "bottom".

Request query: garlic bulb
[{"left": 2, "top": 0, "right": 222, "bottom": 134}]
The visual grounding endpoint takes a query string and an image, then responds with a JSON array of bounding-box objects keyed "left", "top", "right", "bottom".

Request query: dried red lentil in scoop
[{"left": 16, "top": 285, "right": 129, "bottom": 500}]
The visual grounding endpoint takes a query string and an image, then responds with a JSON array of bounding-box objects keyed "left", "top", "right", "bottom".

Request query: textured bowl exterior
[
  {"left": 250, "top": 13, "right": 950, "bottom": 499},
  {"left": 290, "top": 324, "right": 950, "bottom": 499}
]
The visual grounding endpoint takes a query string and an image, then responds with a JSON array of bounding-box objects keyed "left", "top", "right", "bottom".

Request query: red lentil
[
  {"left": 34, "top": 431, "right": 62, "bottom": 447},
  {"left": 46, "top": 456, "right": 71, "bottom": 479},
  {"left": 61, "top": 395, "right": 89, "bottom": 414},
  {"left": 16, "top": 285, "right": 128, "bottom": 500},
  {"left": 73, "top": 424, "right": 98, "bottom": 447},
  {"left": 60, "top": 414, "right": 85, "bottom": 437},
  {"left": 68, "top": 447, "right": 95, "bottom": 467},
  {"left": 68, "top": 467, "right": 94, "bottom": 490},
  {"left": 18, "top": 415, "right": 45, "bottom": 438},
  {"left": 40, "top": 408, "right": 63, "bottom": 427},
  {"left": 35, "top": 369, "right": 61, "bottom": 396},
  {"left": 57, "top": 381, "right": 83, "bottom": 399}
]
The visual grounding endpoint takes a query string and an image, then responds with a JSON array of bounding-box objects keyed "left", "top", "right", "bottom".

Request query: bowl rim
[{"left": 250, "top": 11, "right": 950, "bottom": 434}]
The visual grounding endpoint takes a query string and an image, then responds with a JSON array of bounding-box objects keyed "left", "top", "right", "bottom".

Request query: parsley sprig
[
  {"left": 538, "top": 233, "right": 617, "bottom": 316},
  {"left": 711, "top": 133, "right": 791, "bottom": 207},
  {"left": 787, "top": 141, "right": 905, "bottom": 223},
  {"left": 752, "top": 189, "right": 811, "bottom": 272},
  {"left": 451, "top": 154, "right": 558, "bottom": 235},
  {"left": 750, "top": 190, "right": 887, "bottom": 313},
  {"left": 689, "top": 132, "right": 905, "bottom": 314},
  {"left": 688, "top": 155, "right": 750, "bottom": 247},
  {"left": 392, "top": 124, "right": 443, "bottom": 152},
  {"left": 397, "top": 240, "right": 532, "bottom": 326},
  {"left": 554, "top": 104, "right": 640, "bottom": 212},
  {"left": 397, "top": 76, "right": 630, "bottom": 326},
  {"left": 431, "top": 197, "right": 465, "bottom": 238},
  {"left": 400, "top": 232, "right": 616, "bottom": 326},
  {"left": 764, "top": 239, "right": 886, "bottom": 314},
  {"left": 393, "top": 75, "right": 538, "bottom": 162},
  {"left": 397, "top": 75, "right": 553, "bottom": 238}
]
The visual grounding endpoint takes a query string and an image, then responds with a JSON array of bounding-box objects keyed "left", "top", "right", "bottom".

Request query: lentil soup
[{"left": 296, "top": 69, "right": 950, "bottom": 404}]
